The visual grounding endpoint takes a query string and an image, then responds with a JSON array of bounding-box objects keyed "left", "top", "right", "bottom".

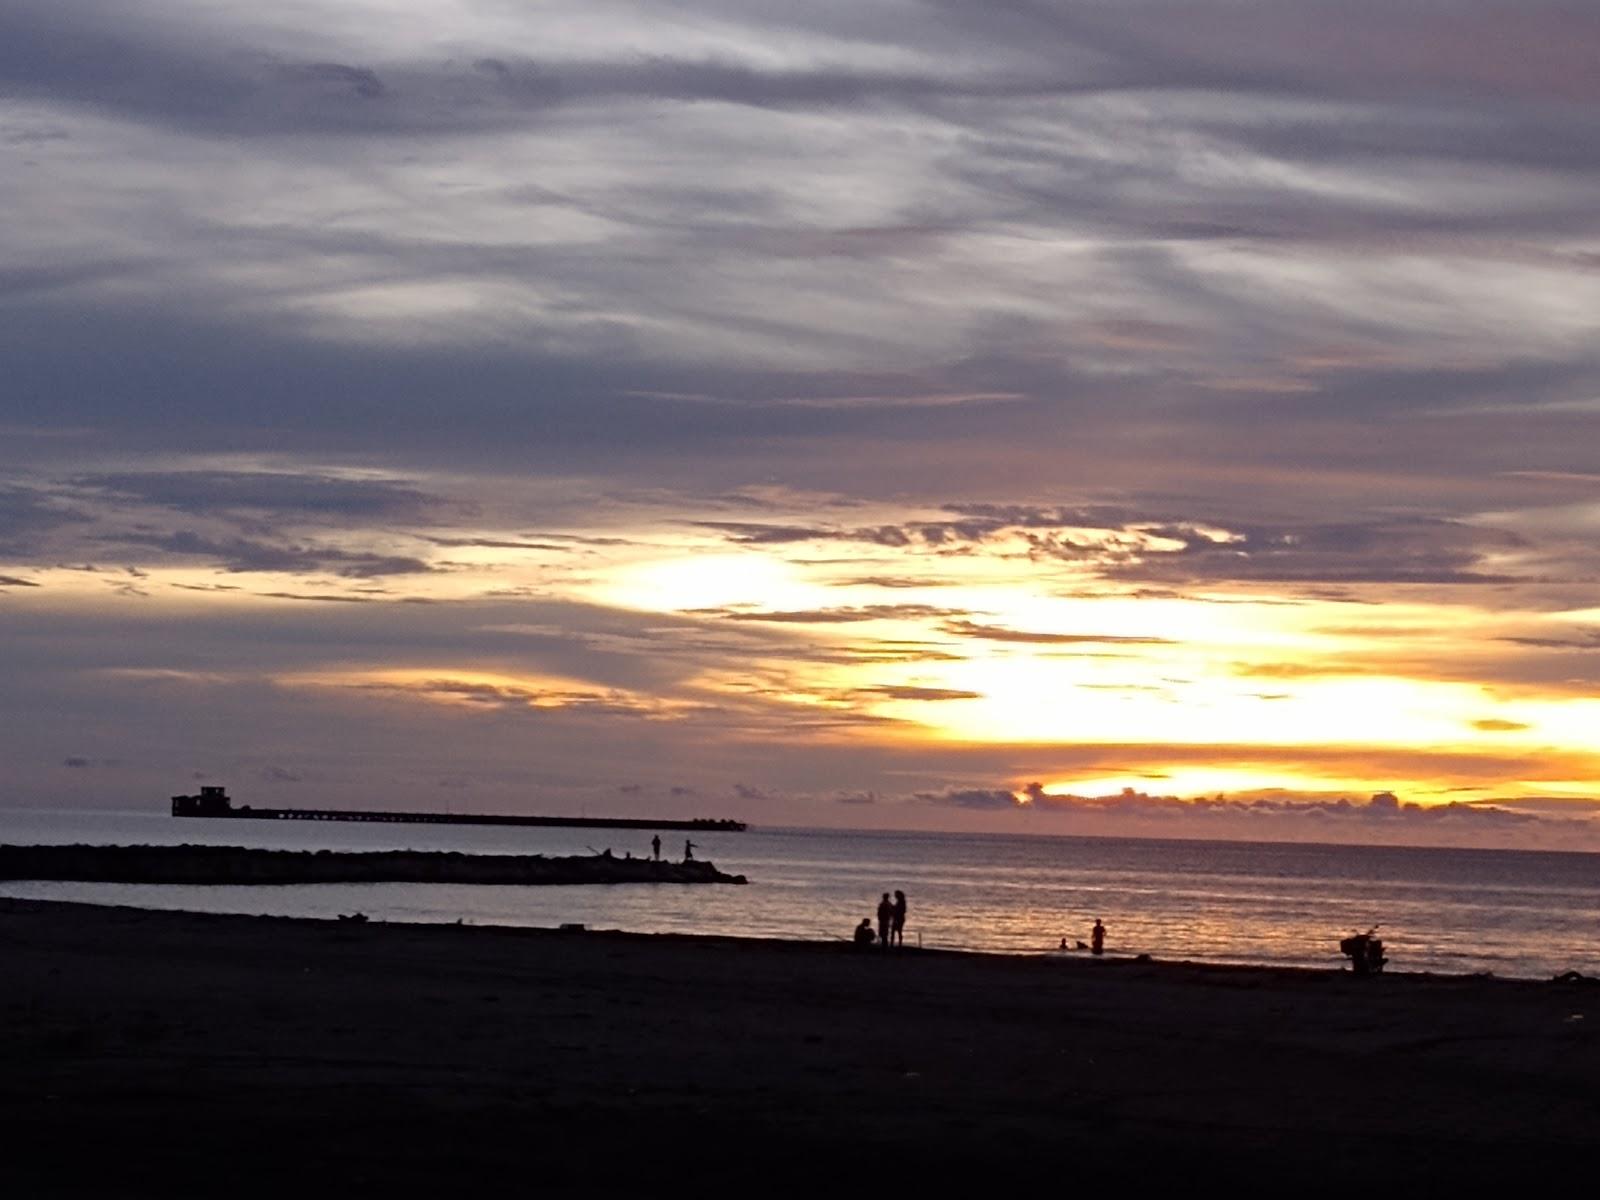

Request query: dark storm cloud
[
  {"left": 256, "top": 591, "right": 385, "bottom": 604},
  {"left": 692, "top": 522, "right": 856, "bottom": 546},
  {"left": 1500, "top": 631, "right": 1600, "bottom": 651},
  {"left": 825, "top": 643, "right": 966, "bottom": 666},
  {"left": 1, "top": 297, "right": 1091, "bottom": 463},
  {"left": 1030, "top": 509, "right": 1529, "bottom": 590},
  {"left": 0, "top": 13, "right": 1146, "bottom": 147},
  {"left": 59, "top": 755, "right": 122, "bottom": 769},
  {"left": 1102, "top": 517, "right": 1526, "bottom": 587},
  {"left": 480, "top": 613, "right": 962, "bottom": 678},
  {"left": 941, "top": 504, "right": 1139, "bottom": 529},
  {"left": 692, "top": 604, "right": 967, "bottom": 624},
  {"left": 105, "top": 530, "right": 435, "bottom": 577},
  {"left": 915, "top": 787, "right": 1021, "bottom": 811},
  {"left": 325, "top": 665, "right": 905, "bottom": 736},
  {"left": 1187, "top": 105, "right": 1600, "bottom": 179},
  {"left": 697, "top": 514, "right": 1101, "bottom": 553},
  {"left": 860, "top": 685, "right": 982, "bottom": 702},
  {"left": 0, "top": 590, "right": 967, "bottom": 720},
  {"left": 349, "top": 676, "right": 683, "bottom": 720},
  {"left": 941, "top": 620, "right": 1173, "bottom": 646},
  {"left": 0, "top": 485, "right": 91, "bottom": 555},
  {"left": 1482, "top": 796, "right": 1600, "bottom": 816},
  {"left": 698, "top": 505, "right": 1533, "bottom": 592},
  {"left": 836, "top": 791, "right": 879, "bottom": 806},
  {"left": 0, "top": 5, "right": 1268, "bottom": 141},
  {"left": 8, "top": 1, "right": 1598, "bottom": 148},
  {"left": 420, "top": 536, "right": 572, "bottom": 551},
  {"left": 76, "top": 471, "right": 442, "bottom": 521},
  {"left": 694, "top": 519, "right": 1007, "bottom": 549},
  {"left": 828, "top": 575, "right": 956, "bottom": 590}
]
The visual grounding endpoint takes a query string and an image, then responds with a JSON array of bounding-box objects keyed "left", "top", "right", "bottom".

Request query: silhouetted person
[
  {"left": 854, "top": 918, "right": 876, "bottom": 947},
  {"left": 651, "top": 835, "right": 661, "bottom": 861},
  {"left": 1340, "top": 928, "right": 1387, "bottom": 975},
  {"left": 684, "top": 839, "right": 697, "bottom": 862},
  {"left": 877, "top": 892, "right": 893, "bottom": 949},
  {"left": 1059, "top": 936, "right": 1069, "bottom": 950},
  {"left": 1091, "top": 918, "right": 1105, "bottom": 956},
  {"left": 891, "top": 890, "right": 907, "bottom": 947}
]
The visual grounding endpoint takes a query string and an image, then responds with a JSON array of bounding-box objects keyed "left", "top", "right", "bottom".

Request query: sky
[{"left": 4, "top": 0, "right": 1600, "bottom": 847}]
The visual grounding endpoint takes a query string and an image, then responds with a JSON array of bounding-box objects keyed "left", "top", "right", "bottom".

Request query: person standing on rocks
[
  {"left": 891, "top": 890, "right": 907, "bottom": 947},
  {"left": 651, "top": 834, "right": 661, "bottom": 861}
]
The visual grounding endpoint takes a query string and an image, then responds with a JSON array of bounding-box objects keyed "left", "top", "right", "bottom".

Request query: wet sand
[{"left": 4, "top": 897, "right": 1597, "bottom": 1194}]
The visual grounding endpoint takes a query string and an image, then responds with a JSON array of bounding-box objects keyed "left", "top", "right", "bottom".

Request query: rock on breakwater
[{"left": 0, "top": 844, "right": 748, "bottom": 886}]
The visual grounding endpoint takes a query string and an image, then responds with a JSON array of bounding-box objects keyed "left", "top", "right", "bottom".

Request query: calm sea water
[{"left": 3, "top": 809, "right": 1598, "bottom": 978}]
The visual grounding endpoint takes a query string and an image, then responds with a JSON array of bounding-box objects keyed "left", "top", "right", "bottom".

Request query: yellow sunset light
[
  {"left": 596, "top": 552, "right": 821, "bottom": 614},
  {"left": 1040, "top": 768, "right": 1381, "bottom": 800}
]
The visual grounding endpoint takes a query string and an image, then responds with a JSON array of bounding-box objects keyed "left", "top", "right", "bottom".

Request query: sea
[{"left": 3, "top": 808, "right": 1598, "bottom": 979}]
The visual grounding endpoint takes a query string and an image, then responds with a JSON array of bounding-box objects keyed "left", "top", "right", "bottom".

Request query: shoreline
[
  {"left": 4, "top": 894, "right": 1583, "bottom": 987},
  {"left": 3, "top": 891, "right": 1584, "bottom": 983},
  {"left": 7, "top": 814, "right": 1594, "bottom": 977},
  {"left": 8, "top": 895, "right": 1600, "bottom": 1191}
]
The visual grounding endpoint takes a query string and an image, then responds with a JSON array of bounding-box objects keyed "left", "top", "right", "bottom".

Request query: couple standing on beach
[{"left": 877, "top": 890, "right": 907, "bottom": 948}]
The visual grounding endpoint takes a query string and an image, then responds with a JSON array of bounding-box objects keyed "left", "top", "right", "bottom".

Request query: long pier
[{"left": 170, "top": 788, "right": 746, "bottom": 832}]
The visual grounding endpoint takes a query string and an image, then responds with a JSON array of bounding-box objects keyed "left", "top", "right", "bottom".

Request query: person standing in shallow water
[
  {"left": 1091, "top": 918, "right": 1105, "bottom": 956},
  {"left": 877, "top": 892, "right": 894, "bottom": 950},
  {"left": 651, "top": 834, "right": 661, "bottom": 861},
  {"left": 891, "top": 890, "right": 907, "bottom": 947}
]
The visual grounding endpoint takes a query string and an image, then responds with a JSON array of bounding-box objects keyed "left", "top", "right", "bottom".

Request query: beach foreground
[{"left": 4, "top": 898, "right": 1597, "bottom": 1193}]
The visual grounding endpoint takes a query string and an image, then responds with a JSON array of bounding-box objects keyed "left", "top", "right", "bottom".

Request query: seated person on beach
[{"left": 854, "top": 918, "right": 876, "bottom": 946}]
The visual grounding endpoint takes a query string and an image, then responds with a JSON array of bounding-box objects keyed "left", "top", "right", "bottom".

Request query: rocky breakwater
[{"left": 0, "top": 844, "right": 748, "bottom": 886}]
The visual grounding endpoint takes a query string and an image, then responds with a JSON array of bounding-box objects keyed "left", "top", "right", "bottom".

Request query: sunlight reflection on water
[{"left": 2, "top": 811, "right": 1597, "bottom": 978}]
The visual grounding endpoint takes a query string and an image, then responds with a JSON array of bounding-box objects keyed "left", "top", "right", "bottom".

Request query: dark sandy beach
[{"left": 4, "top": 898, "right": 1597, "bottom": 1194}]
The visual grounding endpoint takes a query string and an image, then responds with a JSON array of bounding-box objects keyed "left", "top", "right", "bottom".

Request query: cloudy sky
[{"left": 5, "top": 1, "right": 1600, "bottom": 845}]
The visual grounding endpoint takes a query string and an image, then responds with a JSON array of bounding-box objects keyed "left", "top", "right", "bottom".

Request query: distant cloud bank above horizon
[{"left": 4, "top": 1, "right": 1600, "bottom": 847}]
